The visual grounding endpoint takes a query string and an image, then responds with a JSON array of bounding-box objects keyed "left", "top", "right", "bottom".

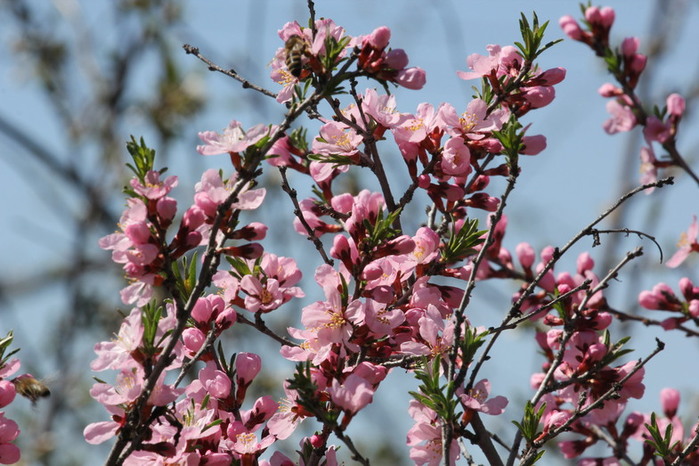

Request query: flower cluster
[
  {"left": 73, "top": 5, "right": 699, "bottom": 466},
  {"left": 561, "top": 5, "right": 689, "bottom": 191}
]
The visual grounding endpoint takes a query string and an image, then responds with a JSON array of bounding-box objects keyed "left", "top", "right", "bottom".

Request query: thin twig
[
  {"left": 182, "top": 44, "right": 277, "bottom": 99},
  {"left": 278, "top": 166, "right": 334, "bottom": 265}
]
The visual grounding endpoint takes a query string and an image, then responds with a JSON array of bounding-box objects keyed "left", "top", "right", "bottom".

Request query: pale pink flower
[
  {"left": 639, "top": 146, "right": 657, "bottom": 191},
  {"left": 91, "top": 308, "right": 144, "bottom": 372},
  {"left": 311, "top": 121, "right": 363, "bottom": 157},
  {"left": 194, "top": 169, "right": 266, "bottom": 218},
  {"left": 197, "top": 120, "right": 270, "bottom": 156},
  {"left": 667, "top": 93, "right": 686, "bottom": 117},
  {"left": 129, "top": 170, "right": 178, "bottom": 200},
  {"left": 361, "top": 88, "right": 406, "bottom": 129},
  {"left": 602, "top": 100, "right": 637, "bottom": 134},
  {"left": 441, "top": 136, "right": 471, "bottom": 177},
  {"left": 328, "top": 373, "right": 375, "bottom": 414},
  {"left": 199, "top": 362, "right": 231, "bottom": 399},
  {"left": 666, "top": 215, "right": 698, "bottom": 268},
  {"left": 460, "top": 379, "right": 508, "bottom": 415},
  {"left": 457, "top": 44, "right": 522, "bottom": 81}
]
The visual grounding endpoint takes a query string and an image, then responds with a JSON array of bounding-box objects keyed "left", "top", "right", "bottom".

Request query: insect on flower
[
  {"left": 12, "top": 374, "right": 51, "bottom": 405},
  {"left": 284, "top": 35, "right": 309, "bottom": 78}
]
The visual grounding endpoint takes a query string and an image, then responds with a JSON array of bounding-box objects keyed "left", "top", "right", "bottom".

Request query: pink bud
[
  {"left": 182, "top": 327, "right": 206, "bottom": 354},
  {"left": 667, "top": 93, "right": 686, "bottom": 117},
  {"left": 368, "top": 26, "right": 391, "bottom": 49},
  {"left": 232, "top": 222, "right": 268, "bottom": 241},
  {"left": 0, "top": 381, "right": 16, "bottom": 408},
  {"left": 584, "top": 6, "right": 602, "bottom": 25},
  {"left": 330, "top": 234, "right": 351, "bottom": 261},
  {"left": 395, "top": 67, "right": 426, "bottom": 90},
  {"left": 599, "top": 7, "right": 616, "bottom": 27},
  {"left": 362, "top": 262, "right": 383, "bottom": 281},
  {"left": 417, "top": 174, "right": 431, "bottom": 189},
  {"left": 236, "top": 243, "right": 264, "bottom": 259},
  {"left": 660, "top": 388, "right": 680, "bottom": 418},
  {"left": 0, "top": 444, "right": 20, "bottom": 464},
  {"left": 185, "top": 231, "right": 202, "bottom": 248},
  {"left": 200, "top": 362, "right": 231, "bottom": 399},
  {"left": 629, "top": 54, "right": 647, "bottom": 73},
  {"left": 215, "top": 307, "right": 237, "bottom": 330},
  {"left": 194, "top": 192, "right": 218, "bottom": 218},
  {"left": 621, "top": 37, "right": 639, "bottom": 57},
  {"left": 679, "top": 277, "right": 698, "bottom": 300},
  {"left": 523, "top": 86, "right": 555, "bottom": 109},
  {"left": 598, "top": 83, "right": 622, "bottom": 97},
  {"left": 577, "top": 252, "right": 595, "bottom": 274},
  {"left": 183, "top": 206, "right": 206, "bottom": 230},
  {"left": 559, "top": 15, "right": 583, "bottom": 41},
  {"left": 516, "top": 242, "right": 535, "bottom": 269},
  {"left": 385, "top": 49, "right": 408, "bottom": 70},
  {"left": 388, "top": 235, "right": 416, "bottom": 255},
  {"left": 521, "top": 135, "right": 547, "bottom": 155},
  {"left": 537, "top": 67, "right": 566, "bottom": 85},
  {"left": 309, "top": 434, "right": 324, "bottom": 449},
  {"left": 236, "top": 352, "right": 262, "bottom": 386},
  {"left": 156, "top": 197, "right": 177, "bottom": 222}
]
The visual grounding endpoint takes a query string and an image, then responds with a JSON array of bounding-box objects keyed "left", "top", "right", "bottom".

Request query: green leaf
[
  {"left": 513, "top": 401, "right": 546, "bottom": 443},
  {"left": 125, "top": 136, "right": 158, "bottom": 182},
  {"left": 442, "top": 217, "right": 486, "bottom": 263}
]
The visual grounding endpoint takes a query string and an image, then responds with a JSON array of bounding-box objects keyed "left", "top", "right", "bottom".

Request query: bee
[
  {"left": 284, "top": 35, "right": 309, "bottom": 78},
  {"left": 12, "top": 374, "right": 51, "bottom": 405}
]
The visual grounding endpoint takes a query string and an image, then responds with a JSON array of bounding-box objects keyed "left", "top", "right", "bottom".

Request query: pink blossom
[
  {"left": 91, "top": 308, "right": 144, "bottom": 372},
  {"left": 457, "top": 44, "right": 522, "bottom": 81},
  {"left": 666, "top": 215, "right": 698, "bottom": 268},
  {"left": 441, "top": 136, "right": 471, "bottom": 176},
  {"left": 194, "top": 169, "right": 266, "bottom": 217},
  {"left": 395, "top": 67, "right": 427, "bottom": 90},
  {"left": 328, "top": 373, "right": 375, "bottom": 414},
  {"left": 129, "top": 170, "right": 178, "bottom": 200},
  {"left": 361, "top": 88, "right": 406, "bottom": 129},
  {"left": 602, "top": 100, "right": 637, "bottom": 134},
  {"left": 197, "top": 121, "right": 270, "bottom": 156},
  {"left": 199, "top": 362, "right": 232, "bottom": 399},
  {"left": 241, "top": 276, "right": 284, "bottom": 313},
  {"left": 312, "top": 121, "right": 363, "bottom": 157},
  {"left": 460, "top": 379, "right": 508, "bottom": 415},
  {"left": 407, "top": 400, "right": 460, "bottom": 466}
]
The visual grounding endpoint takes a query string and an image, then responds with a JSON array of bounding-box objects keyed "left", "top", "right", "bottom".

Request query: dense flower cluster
[{"left": 1, "top": 3, "right": 694, "bottom": 466}]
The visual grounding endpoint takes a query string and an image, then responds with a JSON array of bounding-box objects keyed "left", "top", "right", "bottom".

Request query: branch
[
  {"left": 279, "top": 166, "right": 334, "bottom": 266},
  {"left": 182, "top": 44, "right": 277, "bottom": 99}
]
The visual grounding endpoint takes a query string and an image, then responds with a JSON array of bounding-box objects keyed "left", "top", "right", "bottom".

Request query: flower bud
[
  {"left": 559, "top": 15, "right": 583, "bottom": 41},
  {"left": 236, "top": 352, "right": 262, "bottom": 386},
  {"left": 660, "top": 388, "right": 680, "bottom": 418},
  {"left": 0, "top": 381, "right": 16, "bottom": 408},
  {"left": 667, "top": 93, "right": 686, "bottom": 117},
  {"left": 385, "top": 49, "right": 408, "bottom": 70},
  {"left": 156, "top": 197, "right": 177, "bottom": 223},
  {"left": 367, "top": 26, "right": 391, "bottom": 49}
]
